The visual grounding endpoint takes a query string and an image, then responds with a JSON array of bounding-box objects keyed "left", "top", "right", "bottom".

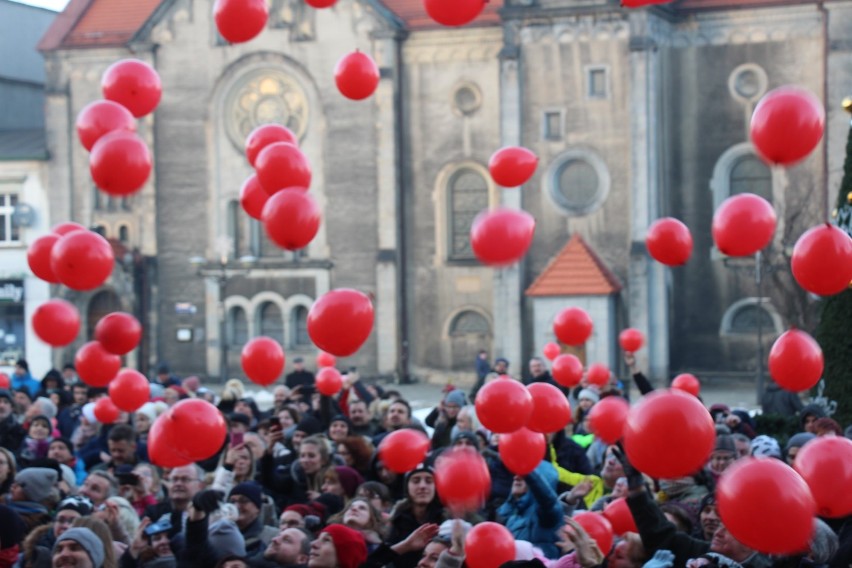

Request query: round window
[
  {"left": 545, "top": 150, "right": 610, "bottom": 217},
  {"left": 452, "top": 83, "right": 482, "bottom": 116}
]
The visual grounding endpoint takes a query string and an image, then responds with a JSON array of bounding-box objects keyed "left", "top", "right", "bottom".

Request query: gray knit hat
[
  {"left": 34, "top": 397, "right": 57, "bottom": 420},
  {"left": 15, "top": 467, "right": 58, "bottom": 503},
  {"left": 55, "top": 527, "right": 105, "bottom": 568}
]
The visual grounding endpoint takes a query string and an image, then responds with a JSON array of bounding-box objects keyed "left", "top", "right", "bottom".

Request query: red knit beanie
[{"left": 320, "top": 524, "right": 367, "bottom": 568}]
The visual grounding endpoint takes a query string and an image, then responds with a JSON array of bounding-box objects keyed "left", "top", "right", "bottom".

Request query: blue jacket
[
  {"left": 497, "top": 461, "right": 564, "bottom": 559},
  {"left": 12, "top": 372, "right": 40, "bottom": 398}
]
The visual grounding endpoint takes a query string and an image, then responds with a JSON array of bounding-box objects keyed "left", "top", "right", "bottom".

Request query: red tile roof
[
  {"left": 525, "top": 234, "right": 622, "bottom": 297},
  {"left": 40, "top": 0, "right": 503, "bottom": 51}
]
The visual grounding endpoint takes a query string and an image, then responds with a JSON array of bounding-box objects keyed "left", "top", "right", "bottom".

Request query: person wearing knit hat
[
  {"left": 451, "top": 431, "right": 480, "bottom": 450},
  {"left": 54, "top": 496, "right": 95, "bottom": 540},
  {"left": 799, "top": 403, "right": 826, "bottom": 433},
  {"left": 19, "top": 415, "right": 53, "bottom": 464},
  {"left": 228, "top": 482, "right": 278, "bottom": 557},
  {"left": 749, "top": 435, "right": 781, "bottom": 460},
  {"left": 28, "top": 397, "right": 57, "bottom": 421},
  {"left": 13, "top": 467, "right": 58, "bottom": 504},
  {"left": 785, "top": 432, "right": 816, "bottom": 465},
  {"left": 707, "top": 435, "right": 737, "bottom": 478},
  {"left": 322, "top": 466, "right": 364, "bottom": 500},
  {"left": 577, "top": 388, "right": 600, "bottom": 405},
  {"left": 53, "top": 527, "right": 105, "bottom": 568},
  {"left": 310, "top": 524, "right": 368, "bottom": 568},
  {"left": 295, "top": 415, "right": 323, "bottom": 439},
  {"left": 328, "top": 415, "right": 353, "bottom": 444},
  {"left": 229, "top": 482, "right": 263, "bottom": 510}
]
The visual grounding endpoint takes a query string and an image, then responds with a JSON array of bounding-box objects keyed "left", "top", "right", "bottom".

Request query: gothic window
[
  {"left": 258, "top": 302, "right": 284, "bottom": 343},
  {"left": 118, "top": 224, "right": 130, "bottom": 243},
  {"left": 227, "top": 306, "right": 248, "bottom": 347},
  {"left": 720, "top": 298, "right": 783, "bottom": 336},
  {"left": 730, "top": 155, "right": 772, "bottom": 203},
  {"left": 291, "top": 306, "right": 310, "bottom": 347},
  {"left": 447, "top": 168, "right": 489, "bottom": 260}
]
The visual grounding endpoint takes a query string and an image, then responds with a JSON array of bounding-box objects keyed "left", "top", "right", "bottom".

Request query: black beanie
[
  {"left": 296, "top": 415, "right": 323, "bottom": 436},
  {"left": 0, "top": 505, "right": 24, "bottom": 550}
]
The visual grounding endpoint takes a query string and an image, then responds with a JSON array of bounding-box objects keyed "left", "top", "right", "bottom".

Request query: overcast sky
[{"left": 11, "top": 0, "right": 69, "bottom": 11}]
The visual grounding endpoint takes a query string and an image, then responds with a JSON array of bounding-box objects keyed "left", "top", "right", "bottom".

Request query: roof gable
[{"left": 525, "top": 234, "right": 622, "bottom": 297}]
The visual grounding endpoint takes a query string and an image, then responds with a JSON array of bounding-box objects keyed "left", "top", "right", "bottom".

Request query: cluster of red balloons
[
  {"left": 307, "top": 288, "right": 374, "bottom": 357},
  {"left": 335, "top": 50, "right": 380, "bottom": 101},
  {"left": 148, "top": 399, "right": 228, "bottom": 468},
  {"left": 241, "top": 124, "right": 321, "bottom": 252},
  {"left": 214, "top": 0, "right": 269, "bottom": 43},
  {"left": 470, "top": 208, "right": 535, "bottom": 266},
  {"left": 241, "top": 336, "right": 285, "bottom": 386}
]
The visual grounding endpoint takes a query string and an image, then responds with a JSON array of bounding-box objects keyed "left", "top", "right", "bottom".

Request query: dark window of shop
[
  {"left": 0, "top": 193, "right": 20, "bottom": 244},
  {"left": 0, "top": 280, "right": 25, "bottom": 366}
]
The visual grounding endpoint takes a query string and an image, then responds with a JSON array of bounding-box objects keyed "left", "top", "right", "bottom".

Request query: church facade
[{"left": 36, "top": 0, "right": 852, "bottom": 387}]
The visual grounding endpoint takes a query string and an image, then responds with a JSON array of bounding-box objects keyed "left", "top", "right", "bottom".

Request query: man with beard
[
  {"left": 372, "top": 400, "right": 413, "bottom": 446},
  {"left": 251, "top": 528, "right": 311, "bottom": 567},
  {"left": 52, "top": 527, "right": 105, "bottom": 568}
]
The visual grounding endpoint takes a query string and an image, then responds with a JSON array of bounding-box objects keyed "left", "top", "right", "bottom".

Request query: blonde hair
[
  {"left": 221, "top": 379, "right": 245, "bottom": 402},
  {"left": 105, "top": 496, "right": 139, "bottom": 544}
]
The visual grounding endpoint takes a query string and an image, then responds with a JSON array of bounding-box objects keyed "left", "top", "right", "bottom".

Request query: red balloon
[
  {"left": 768, "top": 329, "right": 824, "bottom": 393},
  {"left": 316, "top": 367, "right": 344, "bottom": 396},
  {"left": 76, "top": 100, "right": 136, "bottom": 151},
  {"left": 75, "top": 342, "right": 121, "bottom": 387},
  {"left": 618, "top": 328, "right": 644, "bottom": 352},
  {"left": 603, "top": 497, "right": 637, "bottom": 536},
  {"left": 241, "top": 336, "right": 285, "bottom": 386},
  {"left": 526, "top": 383, "right": 571, "bottom": 434},
  {"left": 32, "top": 300, "right": 80, "bottom": 347},
  {"left": 53, "top": 222, "right": 86, "bottom": 236},
  {"left": 586, "top": 363, "right": 610, "bottom": 388},
  {"left": 245, "top": 124, "right": 298, "bottom": 167},
  {"left": 90, "top": 130, "right": 152, "bottom": 197},
  {"left": 213, "top": 0, "right": 269, "bottom": 43},
  {"left": 574, "top": 512, "right": 614, "bottom": 555},
  {"left": 587, "top": 396, "right": 629, "bottom": 444},
  {"left": 646, "top": 217, "right": 693, "bottom": 266},
  {"left": 424, "top": 0, "right": 486, "bottom": 26},
  {"left": 95, "top": 312, "right": 142, "bottom": 355},
  {"left": 305, "top": 0, "right": 337, "bottom": 6},
  {"left": 27, "top": 234, "right": 61, "bottom": 283},
  {"left": 499, "top": 427, "right": 546, "bottom": 476},
  {"left": 750, "top": 86, "right": 824, "bottom": 166},
  {"left": 623, "top": 390, "right": 716, "bottom": 479},
  {"left": 712, "top": 193, "right": 776, "bottom": 257},
  {"left": 552, "top": 354, "right": 584, "bottom": 388},
  {"left": 108, "top": 369, "right": 150, "bottom": 412},
  {"left": 717, "top": 457, "right": 816, "bottom": 554},
  {"left": 794, "top": 436, "right": 852, "bottom": 518},
  {"left": 542, "top": 342, "right": 561, "bottom": 361},
  {"left": 335, "top": 50, "right": 380, "bottom": 101},
  {"left": 671, "top": 373, "right": 701, "bottom": 397},
  {"left": 255, "top": 142, "right": 312, "bottom": 195},
  {"left": 169, "top": 399, "right": 228, "bottom": 462},
  {"left": 240, "top": 174, "right": 269, "bottom": 221},
  {"left": 470, "top": 208, "right": 535, "bottom": 266},
  {"left": 622, "top": 0, "right": 674, "bottom": 6},
  {"left": 0, "top": 373, "right": 9, "bottom": 389},
  {"left": 488, "top": 146, "right": 538, "bottom": 187},
  {"left": 464, "top": 522, "right": 515, "bottom": 568},
  {"left": 316, "top": 352, "right": 336, "bottom": 368},
  {"left": 475, "top": 378, "right": 533, "bottom": 434},
  {"left": 553, "top": 307, "right": 593, "bottom": 346},
  {"left": 94, "top": 397, "right": 121, "bottom": 424},
  {"left": 791, "top": 223, "right": 852, "bottom": 296},
  {"left": 379, "top": 429, "right": 431, "bottom": 474},
  {"left": 435, "top": 447, "right": 491, "bottom": 515},
  {"left": 307, "top": 289, "right": 374, "bottom": 357},
  {"left": 262, "top": 190, "right": 321, "bottom": 251},
  {"left": 101, "top": 59, "right": 162, "bottom": 118},
  {"left": 148, "top": 414, "right": 192, "bottom": 468},
  {"left": 51, "top": 230, "right": 115, "bottom": 291}
]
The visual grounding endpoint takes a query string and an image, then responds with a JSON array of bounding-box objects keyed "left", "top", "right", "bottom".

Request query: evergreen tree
[{"left": 814, "top": 99, "right": 852, "bottom": 428}]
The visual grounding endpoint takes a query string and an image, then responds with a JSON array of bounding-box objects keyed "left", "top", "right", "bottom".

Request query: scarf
[{"left": 0, "top": 545, "right": 19, "bottom": 568}]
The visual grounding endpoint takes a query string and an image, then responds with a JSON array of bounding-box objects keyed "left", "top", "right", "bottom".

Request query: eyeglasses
[{"left": 168, "top": 476, "right": 197, "bottom": 484}]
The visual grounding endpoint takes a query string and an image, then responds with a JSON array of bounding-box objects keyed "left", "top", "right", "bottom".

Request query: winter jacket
[{"left": 497, "top": 461, "right": 564, "bottom": 559}]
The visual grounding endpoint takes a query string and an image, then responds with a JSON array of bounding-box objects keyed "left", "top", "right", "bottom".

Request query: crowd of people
[{"left": 0, "top": 353, "right": 849, "bottom": 568}]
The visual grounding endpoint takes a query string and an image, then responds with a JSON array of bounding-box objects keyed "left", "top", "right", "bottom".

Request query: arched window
[
  {"left": 227, "top": 306, "right": 248, "bottom": 347},
  {"left": 447, "top": 169, "right": 489, "bottom": 260},
  {"left": 258, "top": 302, "right": 284, "bottom": 343},
  {"left": 291, "top": 306, "right": 310, "bottom": 347},
  {"left": 86, "top": 291, "right": 122, "bottom": 339},
  {"left": 730, "top": 155, "right": 772, "bottom": 203},
  {"left": 720, "top": 298, "right": 783, "bottom": 336},
  {"left": 449, "top": 311, "right": 490, "bottom": 336},
  {"left": 118, "top": 225, "right": 129, "bottom": 243}
]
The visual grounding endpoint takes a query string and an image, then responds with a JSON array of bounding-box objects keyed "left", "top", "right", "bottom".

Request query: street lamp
[{"left": 189, "top": 240, "right": 256, "bottom": 382}]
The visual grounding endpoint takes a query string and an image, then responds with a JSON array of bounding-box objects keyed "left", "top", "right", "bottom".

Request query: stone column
[
  {"left": 627, "top": 11, "right": 669, "bottom": 382},
  {"left": 493, "top": 29, "right": 524, "bottom": 369}
]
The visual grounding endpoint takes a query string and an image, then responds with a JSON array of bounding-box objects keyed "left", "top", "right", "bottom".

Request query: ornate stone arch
[
  {"left": 432, "top": 161, "right": 498, "bottom": 265},
  {"left": 249, "top": 291, "right": 288, "bottom": 344},
  {"left": 719, "top": 297, "right": 784, "bottom": 337},
  {"left": 441, "top": 307, "right": 493, "bottom": 371}
]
